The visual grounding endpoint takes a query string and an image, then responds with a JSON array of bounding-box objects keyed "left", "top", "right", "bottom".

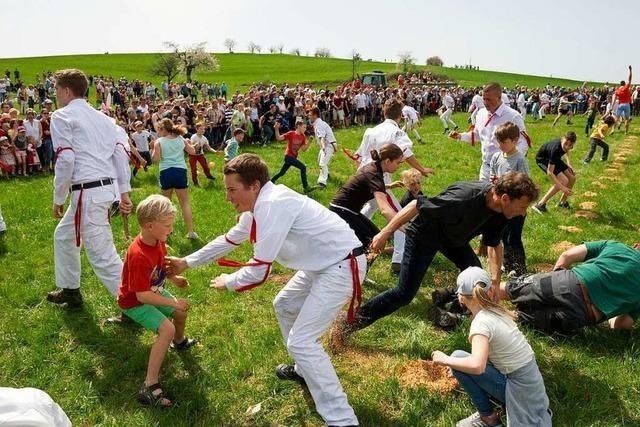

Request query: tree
[
  {"left": 165, "top": 41, "right": 219, "bottom": 83},
  {"left": 314, "top": 47, "right": 331, "bottom": 58},
  {"left": 351, "top": 50, "right": 362, "bottom": 80},
  {"left": 149, "top": 52, "right": 180, "bottom": 85},
  {"left": 426, "top": 56, "right": 444, "bottom": 66},
  {"left": 277, "top": 43, "right": 284, "bottom": 54},
  {"left": 290, "top": 47, "right": 301, "bottom": 56},
  {"left": 397, "top": 51, "right": 415, "bottom": 73},
  {"left": 248, "top": 41, "right": 259, "bottom": 54},
  {"left": 224, "top": 38, "right": 236, "bottom": 53},
  {"left": 268, "top": 46, "right": 277, "bottom": 54},
  {"left": 255, "top": 44, "right": 262, "bottom": 54}
]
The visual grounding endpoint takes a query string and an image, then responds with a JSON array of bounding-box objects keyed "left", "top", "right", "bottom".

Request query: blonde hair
[
  {"left": 401, "top": 168, "right": 423, "bottom": 187},
  {"left": 468, "top": 285, "right": 516, "bottom": 320},
  {"left": 136, "top": 195, "right": 177, "bottom": 226}
]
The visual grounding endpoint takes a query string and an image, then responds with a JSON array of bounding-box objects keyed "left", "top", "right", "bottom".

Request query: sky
[{"left": 2, "top": 0, "right": 638, "bottom": 83}]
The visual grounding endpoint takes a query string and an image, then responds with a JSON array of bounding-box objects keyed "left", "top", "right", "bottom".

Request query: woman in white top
[{"left": 432, "top": 267, "right": 552, "bottom": 427}]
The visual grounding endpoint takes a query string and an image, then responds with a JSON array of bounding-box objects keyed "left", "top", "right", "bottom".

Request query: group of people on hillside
[{"left": 3, "top": 65, "right": 640, "bottom": 427}]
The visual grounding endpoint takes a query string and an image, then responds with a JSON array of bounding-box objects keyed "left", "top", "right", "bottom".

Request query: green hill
[{"left": 0, "top": 53, "right": 593, "bottom": 91}]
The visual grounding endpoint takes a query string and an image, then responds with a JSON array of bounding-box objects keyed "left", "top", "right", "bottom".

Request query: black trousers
[
  {"left": 329, "top": 205, "right": 379, "bottom": 248},
  {"left": 584, "top": 137, "right": 609, "bottom": 162},
  {"left": 357, "top": 231, "right": 481, "bottom": 327},
  {"left": 503, "top": 215, "right": 526, "bottom": 276}
]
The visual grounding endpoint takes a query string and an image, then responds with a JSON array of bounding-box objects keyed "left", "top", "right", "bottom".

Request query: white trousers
[
  {"left": 273, "top": 254, "right": 366, "bottom": 426},
  {"left": 317, "top": 143, "right": 336, "bottom": 185},
  {"left": 439, "top": 108, "right": 456, "bottom": 129},
  {"left": 470, "top": 108, "right": 479, "bottom": 125},
  {"left": 519, "top": 104, "right": 527, "bottom": 118},
  {"left": 361, "top": 193, "right": 405, "bottom": 264},
  {"left": 0, "top": 205, "right": 6, "bottom": 232},
  {"left": 0, "top": 387, "right": 71, "bottom": 427},
  {"left": 479, "top": 162, "right": 491, "bottom": 182},
  {"left": 54, "top": 184, "right": 121, "bottom": 296}
]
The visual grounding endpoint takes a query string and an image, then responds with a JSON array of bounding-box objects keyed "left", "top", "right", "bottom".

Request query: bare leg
[
  {"left": 144, "top": 319, "right": 174, "bottom": 406},
  {"left": 175, "top": 188, "right": 194, "bottom": 234},
  {"left": 557, "top": 171, "right": 574, "bottom": 204},
  {"left": 172, "top": 308, "right": 186, "bottom": 343}
]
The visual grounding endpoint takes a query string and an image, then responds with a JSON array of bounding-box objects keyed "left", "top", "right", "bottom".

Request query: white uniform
[
  {"left": 0, "top": 205, "right": 5, "bottom": 232},
  {"left": 469, "top": 94, "right": 485, "bottom": 124},
  {"left": 460, "top": 102, "right": 530, "bottom": 181},
  {"left": 517, "top": 93, "right": 527, "bottom": 117},
  {"left": 185, "top": 182, "right": 365, "bottom": 426},
  {"left": 355, "top": 119, "right": 413, "bottom": 264},
  {"left": 313, "top": 118, "right": 337, "bottom": 186},
  {"left": 402, "top": 105, "right": 423, "bottom": 142},
  {"left": 52, "top": 99, "right": 131, "bottom": 296},
  {"left": 439, "top": 93, "right": 457, "bottom": 129},
  {"left": 539, "top": 93, "right": 550, "bottom": 118},
  {"left": 0, "top": 387, "right": 71, "bottom": 427},
  {"left": 23, "top": 118, "right": 42, "bottom": 147}
]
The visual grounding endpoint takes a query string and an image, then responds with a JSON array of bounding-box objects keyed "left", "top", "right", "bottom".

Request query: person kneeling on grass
[
  {"left": 432, "top": 267, "right": 552, "bottom": 427},
  {"left": 499, "top": 240, "right": 640, "bottom": 334},
  {"left": 117, "top": 194, "right": 198, "bottom": 408},
  {"left": 532, "top": 131, "right": 577, "bottom": 214}
]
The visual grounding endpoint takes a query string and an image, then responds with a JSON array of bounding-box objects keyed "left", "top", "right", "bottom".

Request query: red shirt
[
  {"left": 616, "top": 84, "right": 631, "bottom": 104},
  {"left": 283, "top": 131, "right": 306, "bottom": 158},
  {"left": 117, "top": 236, "right": 167, "bottom": 309}
]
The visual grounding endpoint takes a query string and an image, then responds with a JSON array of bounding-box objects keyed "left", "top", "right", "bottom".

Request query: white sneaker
[
  {"left": 187, "top": 231, "right": 199, "bottom": 240},
  {"left": 457, "top": 412, "right": 502, "bottom": 427}
]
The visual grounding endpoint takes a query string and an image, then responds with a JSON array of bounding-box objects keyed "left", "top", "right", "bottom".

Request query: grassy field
[
  {"left": 0, "top": 110, "right": 639, "bottom": 426},
  {"left": 0, "top": 52, "right": 593, "bottom": 91}
]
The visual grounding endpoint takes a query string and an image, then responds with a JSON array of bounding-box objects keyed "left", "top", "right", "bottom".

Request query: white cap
[{"left": 456, "top": 267, "right": 491, "bottom": 296}]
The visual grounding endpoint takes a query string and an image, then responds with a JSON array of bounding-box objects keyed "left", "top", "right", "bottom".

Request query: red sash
[{"left": 347, "top": 253, "right": 362, "bottom": 324}]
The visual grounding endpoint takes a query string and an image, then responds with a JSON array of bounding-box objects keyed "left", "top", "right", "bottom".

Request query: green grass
[
  {"left": 1, "top": 112, "right": 639, "bottom": 426},
  {"left": 0, "top": 52, "right": 594, "bottom": 91}
]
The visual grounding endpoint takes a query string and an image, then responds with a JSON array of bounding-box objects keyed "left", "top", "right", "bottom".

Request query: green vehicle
[{"left": 361, "top": 71, "right": 387, "bottom": 88}]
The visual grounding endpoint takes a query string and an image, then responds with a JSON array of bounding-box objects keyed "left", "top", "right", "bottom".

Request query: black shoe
[
  {"left": 275, "top": 364, "right": 306, "bottom": 384},
  {"left": 442, "top": 128, "right": 449, "bottom": 134},
  {"left": 427, "top": 306, "right": 461, "bottom": 331},
  {"left": 46, "top": 288, "right": 83, "bottom": 308},
  {"left": 317, "top": 183, "right": 327, "bottom": 189},
  {"left": 170, "top": 337, "right": 199, "bottom": 351},
  {"left": 193, "top": 182, "right": 201, "bottom": 188},
  {"left": 532, "top": 203, "right": 547, "bottom": 214},
  {"left": 454, "top": 125, "right": 459, "bottom": 131},
  {"left": 431, "top": 288, "right": 456, "bottom": 308},
  {"left": 557, "top": 201, "right": 571, "bottom": 210},
  {"left": 303, "top": 186, "right": 315, "bottom": 194},
  {"left": 391, "top": 262, "right": 401, "bottom": 275},
  {"left": 206, "top": 175, "right": 216, "bottom": 180}
]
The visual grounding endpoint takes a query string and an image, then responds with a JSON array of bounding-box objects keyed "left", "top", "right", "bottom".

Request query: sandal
[
  {"left": 171, "top": 337, "right": 199, "bottom": 351},
  {"left": 137, "top": 382, "right": 172, "bottom": 408}
]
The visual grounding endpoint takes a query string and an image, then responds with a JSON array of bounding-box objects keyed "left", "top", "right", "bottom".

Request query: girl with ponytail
[
  {"left": 329, "top": 143, "right": 404, "bottom": 250},
  {"left": 152, "top": 118, "right": 199, "bottom": 239},
  {"left": 431, "top": 267, "right": 552, "bottom": 427}
]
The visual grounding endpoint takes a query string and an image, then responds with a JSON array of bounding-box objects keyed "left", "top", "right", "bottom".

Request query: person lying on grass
[
  {"left": 498, "top": 240, "right": 640, "bottom": 334},
  {"left": 432, "top": 267, "right": 552, "bottom": 427},
  {"left": 117, "top": 194, "right": 198, "bottom": 408}
]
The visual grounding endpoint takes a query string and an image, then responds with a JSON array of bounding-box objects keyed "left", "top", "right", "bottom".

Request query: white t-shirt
[
  {"left": 355, "top": 93, "right": 367, "bottom": 109},
  {"left": 442, "top": 94, "right": 455, "bottom": 109},
  {"left": 402, "top": 105, "right": 419, "bottom": 122},
  {"left": 190, "top": 133, "right": 209, "bottom": 155},
  {"left": 471, "top": 94, "right": 484, "bottom": 111},
  {"left": 469, "top": 309, "right": 534, "bottom": 374},
  {"left": 131, "top": 130, "right": 151, "bottom": 152}
]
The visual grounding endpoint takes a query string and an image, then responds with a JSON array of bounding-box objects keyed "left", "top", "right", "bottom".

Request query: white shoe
[
  {"left": 457, "top": 412, "right": 502, "bottom": 427},
  {"left": 187, "top": 231, "right": 199, "bottom": 240}
]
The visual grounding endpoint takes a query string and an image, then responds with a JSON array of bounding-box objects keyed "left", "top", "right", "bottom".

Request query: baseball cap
[
  {"left": 456, "top": 267, "right": 491, "bottom": 296},
  {"left": 17, "top": 126, "right": 26, "bottom": 132},
  {"left": 0, "top": 136, "right": 8, "bottom": 141}
]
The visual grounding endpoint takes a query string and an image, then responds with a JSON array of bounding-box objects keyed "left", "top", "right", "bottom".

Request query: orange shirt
[
  {"left": 117, "top": 236, "right": 167, "bottom": 309},
  {"left": 616, "top": 84, "right": 631, "bottom": 104}
]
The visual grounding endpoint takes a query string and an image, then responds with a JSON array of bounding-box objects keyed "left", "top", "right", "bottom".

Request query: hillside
[{"left": 0, "top": 53, "right": 593, "bottom": 91}]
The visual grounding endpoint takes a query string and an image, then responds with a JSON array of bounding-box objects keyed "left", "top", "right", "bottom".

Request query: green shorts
[{"left": 123, "top": 289, "right": 176, "bottom": 332}]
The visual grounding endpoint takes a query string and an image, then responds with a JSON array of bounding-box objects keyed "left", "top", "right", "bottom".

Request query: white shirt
[
  {"left": 517, "top": 93, "right": 526, "bottom": 107},
  {"left": 313, "top": 118, "right": 337, "bottom": 144},
  {"left": 190, "top": 133, "right": 209, "bottom": 155},
  {"left": 185, "top": 182, "right": 361, "bottom": 291},
  {"left": 355, "top": 93, "right": 367, "bottom": 109},
  {"left": 501, "top": 93, "right": 511, "bottom": 105},
  {"left": 442, "top": 94, "right": 455, "bottom": 109},
  {"left": 469, "top": 310, "right": 534, "bottom": 374},
  {"left": 460, "top": 102, "right": 529, "bottom": 163},
  {"left": 130, "top": 130, "right": 151, "bottom": 152},
  {"left": 539, "top": 93, "right": 550, "bottom": 104},
  {"left": 470, "top": 94, "right": 484, "bottom": 112},
  {"left": 402, "top": 105, "right": 419, "bottom": 122},
  {"left": 51, "top": 99, "right": 131, "bottom": 205},
  {"left": 355, "top": 119, "right": 414, "bottom": 184},
  {"left": 23, "top": 118, "right": 42, "bottom": 144}
]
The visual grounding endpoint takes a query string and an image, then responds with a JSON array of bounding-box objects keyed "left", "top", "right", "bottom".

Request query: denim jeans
[
  {"left": 271, "top": 155, "right": 308, "bottom": 188},
  {"left": 450, "top": 350, "right": 506, "bottom": 416},
  {"left": 357, "top": 231, "right": 481, "bottom": 327}
]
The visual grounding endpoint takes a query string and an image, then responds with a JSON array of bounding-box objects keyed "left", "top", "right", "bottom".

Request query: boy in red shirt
[
  {"left": 270, "top": 120, "right": 312, "bottom": 193},
  {"left": 117, "top": 194, "right": 198, "bottom": 407}
]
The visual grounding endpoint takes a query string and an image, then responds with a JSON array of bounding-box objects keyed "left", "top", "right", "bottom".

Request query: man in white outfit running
[
  {"left": 310, "top": 106, "right": 337, "bottom": 189},
  {"left": 166, "top": 154, "right": 365, "bottom": 427},
  {"left": 439, "top": 88, "right": 458, "bottom": 134},
  {"left": 46, "top": 69, "right": 132, "bottom": 309},
  {"left": 355, "top": 99, "right": 434, "bottom": 274}
]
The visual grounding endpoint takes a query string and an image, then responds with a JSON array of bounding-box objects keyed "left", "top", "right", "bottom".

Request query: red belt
[
  {"left": 345, "top": 247, "right": 365, "bottom": 324},
  {"left": 69, "top": 178, "right": 114, "bottom": 247}
]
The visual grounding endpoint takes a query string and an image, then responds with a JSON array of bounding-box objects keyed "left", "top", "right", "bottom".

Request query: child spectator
[
  {"left": 130, "top": 121, "right": 153, "bottom": 176},
  {"left": 532, "top": 131, "right": 577, "bottom": 213},
  {"left": 12, "top": 126, "right": 27, "bottom": 176},
  {"left": 0, "top": 136, "right": 16, "bottom": 177},
  {"left": 270, "top": 120, "right": 311, "bottom": 192},
  {"left": 188, "top": 123, "right": 217, "bottom": 187},
  {"left": 224, "top": 128, "right": 243, "bottom": 163},
  {"left": 583, "top": 115, "right": 616, "bottom": 164},
  {"left": 431, "top": 267, "right": 552, "bottom": 427},
  {"left": 117, "top": 195, "right": 198, "bottom": 408},
  {"left": 151, "top": 118, "right": 199, "bottom": 239},
  {"left": 490, "top": 122, "right": 530, "bottom": 275},
  {"left": 582, "top": 97, "right": 599, "bottom": 136},
  {"left": 25, "top": 135, "right": 41, "bottom": 174}
]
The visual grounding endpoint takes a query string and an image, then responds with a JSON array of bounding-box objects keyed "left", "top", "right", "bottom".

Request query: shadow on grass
[{"left": 60, "top": 306, "right": 209, "bottom": 423}]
